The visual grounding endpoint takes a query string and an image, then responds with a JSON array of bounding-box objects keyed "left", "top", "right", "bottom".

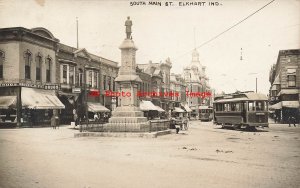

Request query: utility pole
[
  {"left": 76, "top": 17, "right": 79, "bottom": 49},
  {"left": 84, "top": 66, "right": 89, "bottom": 129},
  {"left": 256, "top": 77, "right": 257, "bottom": 93}
]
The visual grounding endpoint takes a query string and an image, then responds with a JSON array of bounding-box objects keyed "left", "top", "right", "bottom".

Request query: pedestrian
[
  {"left": 289, "top": 116, "right": 296, "bottom": 127},
  {"left": 55, "top": 116, "right": 59, "bottom": 129},
  {"left": 51, "top": 115, "right": 56, "bottom": 129},
  {"left": 94, "top": 113, "right": 99, "bottom": 121},
  {"left": 74, "top": 113, "right": 78, "bottom": 126}
]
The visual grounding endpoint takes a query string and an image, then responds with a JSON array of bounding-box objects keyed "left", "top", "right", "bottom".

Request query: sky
[{"left": 0, "top": 0, "right": 299, "bottom": 95}]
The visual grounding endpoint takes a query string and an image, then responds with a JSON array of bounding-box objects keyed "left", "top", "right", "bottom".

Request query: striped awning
[
  {"left": 87, "top": 102, "right": 110, "bottom": 112},
  {"left": 22, "top": 87, "right": 65, "bottom": 109},
  {"left": 155, "top": 105, "right": 165, "bottom": 112},
  {"left": 173, "top": 107, "right": 185, "bottom": 113},
  {"left": 139, "top": 100, "right": 158, "bottom": 111}
]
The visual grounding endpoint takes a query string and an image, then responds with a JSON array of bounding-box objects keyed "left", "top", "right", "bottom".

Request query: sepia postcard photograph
[{"left": 0, "top": 0, "right": 299, "bottom": 187}]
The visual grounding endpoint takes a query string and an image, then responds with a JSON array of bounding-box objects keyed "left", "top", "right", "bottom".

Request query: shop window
[
  {"left": 287, "top": 75, "right": 296, "bottom": 87},
  {"left": 24, "top": 50, "right": 32, "bottom": 79},
  {"left": 0, "top": 50, "right": 4, "bottom": 79},
  {"left": 45, "top": 57, "right": 52, "bottom": 82},
  {"left": 36, "top": 54, "right": 42, "bottom": 81}
]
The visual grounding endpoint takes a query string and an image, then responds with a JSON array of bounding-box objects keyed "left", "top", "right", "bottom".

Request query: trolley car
[
  {"left": 213, "top": 92, "right": 268, "bottom": 129},
  {"left": 199, "top": 106, "right": 213, "bottom": 121}
]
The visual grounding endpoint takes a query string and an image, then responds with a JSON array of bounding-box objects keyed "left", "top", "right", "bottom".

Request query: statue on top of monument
[{"left": 125, "top": 16, "right": 132, "bottom": 39}]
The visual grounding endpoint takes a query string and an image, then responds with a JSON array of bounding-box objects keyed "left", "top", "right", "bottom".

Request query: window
[
  {"left": 224, "top": 103, "right": 230, "bottom": 111},
  {"left": 36, "top": 54, "right": 42, "bottom": 81},
  {"left": 93, "top": 72, "right": 99, "bottom": 88},
  {"left": 78, "top": 69, "right": 83, "bottom": 86},
  {"left": 103, "top": 75, "right": 107, "bottom": 90},
  {"left": 88, "top": 71, "right": 92, "bottom": 87},
  {"left": 248, "top": 102, "right": 255, "bottom": 111},
  {"left": 287, "top": 75, "right": 296, "bottom": 87},
  {"left": 108, "top": 76, "right": 111, "bottom": 90},
  {"left": 24, "top": 50, "right": 32, "bottom": 79},
  {"left": 112, "top": 77, "right": 116, "bottom": 91},
  {"left": 0, "top": 50, "right": 4, "bottom": 79},
  {"left": 45, "top": 57, "right": 51, "bottom": 82},
  {"left": 62, "top": 65, "right": 68, "bottom": 83},
  {"left": 255, "top": 101, "right": 266, "bottom": 111},
  {"left": 69, "top": 65, "right": 75, "bottom": 85}
]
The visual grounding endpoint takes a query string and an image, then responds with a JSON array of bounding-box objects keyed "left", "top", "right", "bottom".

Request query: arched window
[
  {"left": 0, "top": 50, "right": 4, "bottom": 79},
  {"left": 45, "top": 56, "right": 52, "bottom": 82},
  {"left": 24, "top": 50, "right": 32, "bottom": 79},
  {"left": 35, "top": 53, "right": 42, "bottom": 81}
]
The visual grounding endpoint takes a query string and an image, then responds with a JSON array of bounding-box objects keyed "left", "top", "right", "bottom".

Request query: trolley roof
[{"left": 214, "top": 92, "right": 268, "bottom": 103}]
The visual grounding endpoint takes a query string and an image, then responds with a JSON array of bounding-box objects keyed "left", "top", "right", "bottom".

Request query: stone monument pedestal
[{"left": 103, "top": 19, "right": 149, "bottom": 132}]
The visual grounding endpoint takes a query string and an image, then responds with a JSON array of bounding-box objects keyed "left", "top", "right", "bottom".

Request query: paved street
[{"left": 0, "top": 121, "right": 299, "bottom": 188}]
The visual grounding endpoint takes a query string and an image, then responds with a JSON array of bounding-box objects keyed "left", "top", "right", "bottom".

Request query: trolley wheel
[
  {"left": 247, "top": 126, "right": 257, "bottom": 132},
  {"left": 233, "top": 124, "right": 241, "bottom": 130}
]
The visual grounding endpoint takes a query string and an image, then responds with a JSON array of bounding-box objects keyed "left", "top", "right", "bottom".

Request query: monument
[{"left": 104, "top": 17, "right": 149, "bottom": 132}]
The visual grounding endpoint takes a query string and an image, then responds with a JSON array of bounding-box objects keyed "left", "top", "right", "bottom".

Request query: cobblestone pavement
[{"left": 0, "top": 121, "right": 299, "bottom": 188}]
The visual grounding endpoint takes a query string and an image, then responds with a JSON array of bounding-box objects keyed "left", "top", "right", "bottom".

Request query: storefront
[{"left": 0, "top": 85, "right": 64, "bottom": 127}]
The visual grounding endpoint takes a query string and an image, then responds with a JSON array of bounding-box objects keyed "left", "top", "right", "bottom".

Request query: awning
[
  {"left": 182, "top": 104, "right": 192, "bottom": 112},
  {"left": 87, "top": 102, "right": 110, "bottom": 112},
  {"left": 277, "top": 89, "right": 299, "bottom": 96},
  {"left": 155, "top": 105, "right": 165, "bottom": 112},
  {"left": 199, "top": 106, "right": 212, "bottom": 110},
  {"left": 269, "top": 102, "right": 282, "bottom": 110},
  {"left": 282, "top": 101, "right": 299, "bottom": 108},
  {"left": 22, "top": 87, "right": 65, "bottom": 109},
  {"left": 139, "top": 100, "right": 158, "bottom": 111},
  {"left": 0, "top": 96, "right": 16, "bottom": 109},
  {"left": 173, "top": 107, "right": 185, "bottom": 113}
]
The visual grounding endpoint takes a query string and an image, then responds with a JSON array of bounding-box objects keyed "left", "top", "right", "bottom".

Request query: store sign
[
  {"left": 44, "top": 84, "right": 60, "bottom": 90},
  {"left": 72, "top": 88, "right": 81, "bottom": 93},
  {"left": 0, "top": 83, "right": 61, "bottom": 90}
]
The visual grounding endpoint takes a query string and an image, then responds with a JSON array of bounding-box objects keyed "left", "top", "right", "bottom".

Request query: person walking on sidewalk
[
  {"left": 288, "top": 116, "right": 296, "bottom": 127},
  {"left": 51, "top": 115, "right": 56, "bottom": 129}
]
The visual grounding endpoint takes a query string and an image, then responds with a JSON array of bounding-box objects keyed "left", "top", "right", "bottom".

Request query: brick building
[
  {"left": 0, "top": 27, "right": 63, "bottom": 126},
  {"left": 57, "top": 43, "right": 118, "bottom": 123},
  {"left": 137, "top": 59, "right": 173, "bottom": 111},
  {"left": 0, "top": 27, "right": 119, "bottom": 126},
  {"left": 269, "top": 49, "right": 300, "bottom": 123}
]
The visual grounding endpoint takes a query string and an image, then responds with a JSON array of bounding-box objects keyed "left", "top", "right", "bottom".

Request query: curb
[{"left": 74, "top": 129, "right": 171, "bottom": 138}]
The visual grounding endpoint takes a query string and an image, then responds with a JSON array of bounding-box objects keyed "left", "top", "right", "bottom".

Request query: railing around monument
[
  {"left": 149, "top": 120, "right": 170, "bottom": 132},
  {"left": 78, "top": 119, "right": 170, "bottom": 132}
]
